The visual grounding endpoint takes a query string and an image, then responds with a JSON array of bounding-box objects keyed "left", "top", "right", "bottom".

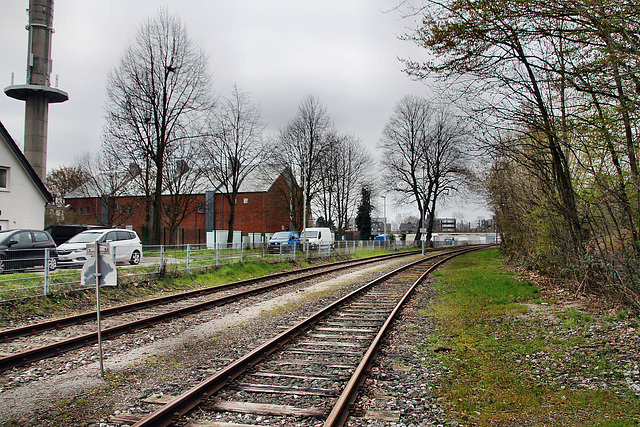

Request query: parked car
[
  {"left": 300, "top": 227, "right": 334, "bottom": 250},
  {"left": 0, "top": 229, "right": 58, "bottom": 273},
  {"left": 267, "top": 231, "right": 300, "bottom": 253},
  {"left": 56, "top": 228, "right": 142, "bottom": 267},
  {"left": 44, "top": 224, "right": 105, "bottom": 246}
]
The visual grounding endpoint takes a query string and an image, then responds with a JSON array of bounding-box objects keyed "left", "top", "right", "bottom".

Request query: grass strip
[{"left": 428, "top": 248, "right": 640, "bottom": 427}]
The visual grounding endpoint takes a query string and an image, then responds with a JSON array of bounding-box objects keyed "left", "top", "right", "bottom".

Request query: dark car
[
  {"left": 0, "top": 229, "right": 58, "bottom": 273},
  {"left": 44, "top": 224, "right": 104, "bottom": 246}
]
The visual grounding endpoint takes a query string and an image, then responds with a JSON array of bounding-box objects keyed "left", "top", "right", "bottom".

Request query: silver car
[{"left": 56, "top": 229, "right": 142, "bottom": 267}]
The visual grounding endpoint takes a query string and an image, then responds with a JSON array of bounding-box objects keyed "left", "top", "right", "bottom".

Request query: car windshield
[
  {"left": 66, "top": 231, "right": 104, "bottom": 244},
  {"left": 271, "top": 232, "right": 292, "bottom": 240},
  {"left": 301, "top": 231, "right": 318, "bottom": 239},
  {"left": 0, "top": 231, "right": 17, "bottom": 245}
]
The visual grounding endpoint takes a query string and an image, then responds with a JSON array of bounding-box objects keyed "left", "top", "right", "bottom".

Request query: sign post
[
  {"left": 81, "top": 242, "right": 117, "bottom": 378},
  {"left": 420, "top": 228, "right": 427, "bottom": 255}
]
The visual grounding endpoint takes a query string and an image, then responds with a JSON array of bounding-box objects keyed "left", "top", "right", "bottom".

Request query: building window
[
  {"left": 79, "top": 207, "right": 83, "bottom": 215},
  {"left": 243, "top": 198, "right": 249, "bottom": 204},
  {"left": 0, "top": 167, "right": 7, "bottom": 189},
  {"left": 86, "top": 207, "right": 91, "bottom": 216}
]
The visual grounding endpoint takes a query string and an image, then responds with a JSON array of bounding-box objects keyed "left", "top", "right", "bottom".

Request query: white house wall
[{"left": 0, "top": 137, "right": 47, "bottom": 230}]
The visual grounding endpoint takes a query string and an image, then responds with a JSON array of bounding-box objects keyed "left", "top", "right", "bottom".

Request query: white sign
[{"left": 81, "top": 243, "right": 118, "bottom": 287}]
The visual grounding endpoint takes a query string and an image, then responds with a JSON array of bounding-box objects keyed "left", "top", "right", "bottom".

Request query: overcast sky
[{"left": 0, "top": 0, "right": 490, "bottom": 223}]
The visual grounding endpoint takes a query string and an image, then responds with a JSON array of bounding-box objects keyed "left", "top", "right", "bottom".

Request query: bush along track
[{"left": 426, "top": 248, "right": 640, "bottom": 427}]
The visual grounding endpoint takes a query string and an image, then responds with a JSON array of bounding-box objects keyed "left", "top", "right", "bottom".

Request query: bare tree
[
  {"left": 72, "top": 150, "right": 139, "bottom": 228},
  {"left": 316, "top": 132, "right": 373, "bottom": 238},
  {"left": 46, "top": 165, "right": 89, "bottom": 224},
  {"left": 103, "top": 9, "right": 213, "bottom": 244},
  {"left": 276, "top": 95, "right": 333, "bottom": 230},
  {"left": 380, "top": 95, "right": 432, "bottom": 240},
  {"left": 380, "top": 95, "right": 469, "bottom": 242},
  {"left": 204, "top": 85, "right": 267, "bottom": 243},
  {"left": 402, "top": 0, "right": 582, "bottom": 250},
  {"left": 161, "top": 141, "right": 206, "bottom": 245},
  {"left": 421, "top": 111, "right": 470, "bottom": 243}
]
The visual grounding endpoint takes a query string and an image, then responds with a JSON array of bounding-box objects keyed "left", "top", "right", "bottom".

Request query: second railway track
[{"left": 0, "top": 251, "right": 422, "bottom": 373}]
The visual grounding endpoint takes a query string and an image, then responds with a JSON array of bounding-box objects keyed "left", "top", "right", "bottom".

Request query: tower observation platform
[{"left": 4, "top": 0, "right": 68, "bottom": 181}]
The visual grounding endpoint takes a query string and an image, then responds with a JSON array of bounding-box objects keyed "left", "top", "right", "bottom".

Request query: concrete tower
[{"left": 5, "top": 0, "right": 68, "bottom": 181}]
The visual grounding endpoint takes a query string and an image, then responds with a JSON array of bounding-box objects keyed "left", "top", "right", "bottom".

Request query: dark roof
[{"left": 0, "top": 120, "right": 53, "bottom": 203}]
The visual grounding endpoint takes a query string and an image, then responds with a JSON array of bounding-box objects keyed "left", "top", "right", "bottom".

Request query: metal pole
[
  {"left": 95, "top": 241, "right": 104, "bottom": 378},
  {"left": 186, "top": 244, "right": 191, "bottom": 272},
  {"left": 382, "top": 195, "right": 387, "bottom": 245},
  {"left": 43, "top": 248, "right": 49, "bottom": 295}
]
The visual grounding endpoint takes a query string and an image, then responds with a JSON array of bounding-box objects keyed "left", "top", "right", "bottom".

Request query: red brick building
[{"left": 64, "top": 170, "right": 298, "bottom": 245}]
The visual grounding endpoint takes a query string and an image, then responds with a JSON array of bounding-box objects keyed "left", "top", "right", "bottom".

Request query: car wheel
[
  {"left": 48, "top": 257, "right": 57, "bottom": 271},
  {"left": 129, "top": 250, "right": 141, "bottom": 265}
]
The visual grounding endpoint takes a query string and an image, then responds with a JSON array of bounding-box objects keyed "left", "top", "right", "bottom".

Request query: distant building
[
  {"left": 371, "top": 217, "right": 391, "bottom": 234},
  {"left": 64, "top": 169, "right": 298, "bottom": 244},
  {"left": 437, "top": 218, "right": 457, "bottom": 233},
  {"left": 0, "top": 121, "right": 52, "bottom": 230},
  {"left": 400, "top": 221, "right": 418, "bottom": 234}
]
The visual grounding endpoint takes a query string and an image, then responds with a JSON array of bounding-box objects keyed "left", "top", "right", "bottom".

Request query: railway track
[
  {"left": 0, "top": 250, "right": 422, "bottom": 373},
  {"left": 133, "top": 246, "right": 477, "bottom": 427}
]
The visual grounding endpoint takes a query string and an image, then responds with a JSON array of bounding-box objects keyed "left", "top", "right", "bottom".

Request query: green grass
[
  {"left": 0, "top": 255, "right": 354, "bottom": 325},
  {"left": 427, "top": 248, "right": 640, "bottom": 426}
]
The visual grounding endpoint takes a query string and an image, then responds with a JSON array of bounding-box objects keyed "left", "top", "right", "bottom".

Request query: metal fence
[{"left": 0, "top": 240, "right": 425, "bottom": 303}]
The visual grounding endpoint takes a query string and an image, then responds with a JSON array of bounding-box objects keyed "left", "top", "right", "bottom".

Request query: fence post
[
  {"left": 43, "top": 248, "right": 50, "bottom": 296},
  {"left": 216, "top": 243, "right": 220, "bottom": 267},
  {"left": 160, "top": 245, "right": 165, "bottom": 268},
  {"left": 186, "top": 244, "right": 191, "bottom": 272},
  {"left": 241, "top": 242, "right": 245, "bottom": 263},
  {"left": 279, "top": 243, "right": 282, "bottom": 262}
]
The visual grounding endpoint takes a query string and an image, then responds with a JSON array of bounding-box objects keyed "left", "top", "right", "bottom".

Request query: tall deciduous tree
[
  {"left": 276, "top": 95, "right": 332, "bottom": 229},
  {"left": 380, "top": 95, "right": 469, "bottom": 241},
  {"left": 205, "top": 85, "right": 267, "bottom": 243},
  {"left": 316, "top": 132, "right": 373, "bottom": 238},
  {"left": 403, "top": 0, "right": 582, "bottom": 251},
  {"left": 104, "top": 10, "right": 213, "bottom": 244}
]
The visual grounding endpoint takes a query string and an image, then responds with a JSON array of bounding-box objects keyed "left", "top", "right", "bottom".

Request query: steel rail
[
  {"left": 133, "top": 247, "right": 475, "bottom": 427},
  {"left": 323, "top": 248, "right": 474, "bottom": 426},
  {"left": 0, "top": 250, "right": 417, "bottom": 342},
  {"left": 0, "top": 251, "right": 420, "bottom": 372}
]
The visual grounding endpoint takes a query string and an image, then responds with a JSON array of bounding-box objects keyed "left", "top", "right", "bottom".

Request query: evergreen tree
[{"left": 355, "top": 187, "right": 372, "bottom": 240}]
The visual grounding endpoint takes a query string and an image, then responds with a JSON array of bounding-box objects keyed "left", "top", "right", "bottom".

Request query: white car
[{"left": 57, "top": 228, "right": 142, "bottom": 267}]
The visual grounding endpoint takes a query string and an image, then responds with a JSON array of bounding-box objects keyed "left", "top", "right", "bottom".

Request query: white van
[{"left": 301, "top": 227, "right": 334, "bottom": 249}]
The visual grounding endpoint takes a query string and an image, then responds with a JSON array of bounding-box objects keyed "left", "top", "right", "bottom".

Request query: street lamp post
[{"left": 382, "top": 196, "right": 387, "bottom": 249}]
